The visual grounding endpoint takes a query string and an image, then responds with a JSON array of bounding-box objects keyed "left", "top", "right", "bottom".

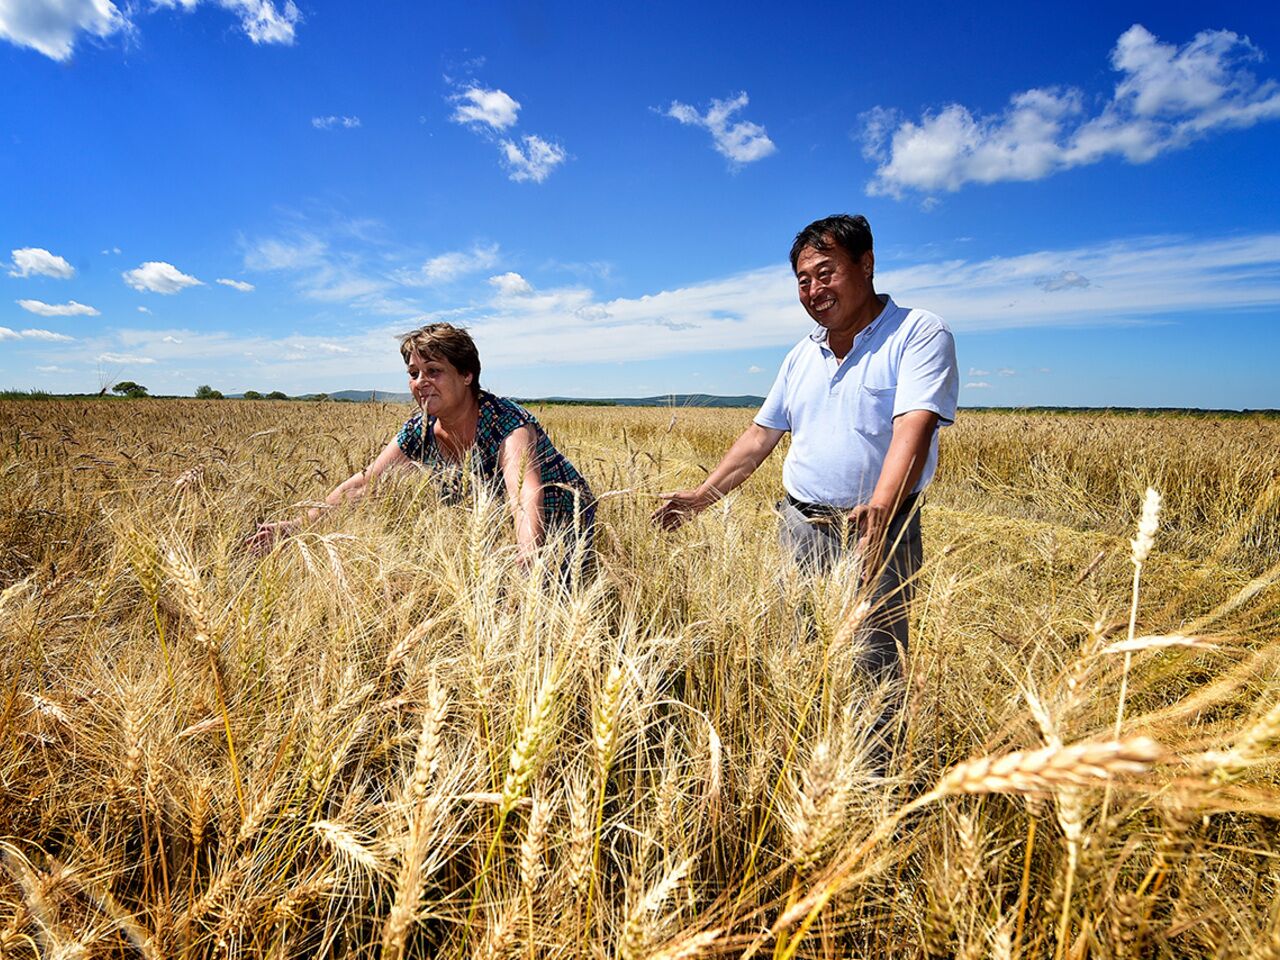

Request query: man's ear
[{"left": 861, "top": 250, "right": 875, "bottom": 278}]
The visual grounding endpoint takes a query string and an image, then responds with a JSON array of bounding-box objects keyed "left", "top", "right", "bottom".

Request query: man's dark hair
[{"left": 789, "top": 214, "right": 874, "bottom": 273}]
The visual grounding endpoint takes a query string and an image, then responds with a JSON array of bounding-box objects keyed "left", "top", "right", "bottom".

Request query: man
[{"left": 653, "top": 214, "right": 958, "bottom": 680}]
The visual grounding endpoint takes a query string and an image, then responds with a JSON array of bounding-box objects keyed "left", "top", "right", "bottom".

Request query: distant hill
[
  {"left": 330, "top": 390, "right": 414, "bottom": 403},
  {"left": 530, "top": 394, "right": 766, "bottom": 408},
  {"left": 321, "top": 390, "right": 767, "bottom": 408}
]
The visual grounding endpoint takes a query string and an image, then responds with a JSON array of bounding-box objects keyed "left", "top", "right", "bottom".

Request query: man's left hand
[{"left": 845, "top": 502, "right": 891, "bottom": 584}]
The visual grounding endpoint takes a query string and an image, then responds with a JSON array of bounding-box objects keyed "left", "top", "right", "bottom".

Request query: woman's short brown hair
[{"left": 398, "top": 323, "right": 482, "bottom": 399}]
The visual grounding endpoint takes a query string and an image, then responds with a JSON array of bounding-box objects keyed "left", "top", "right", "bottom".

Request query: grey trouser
[{"left": 778, "top": 496, "right": 923, "bottom": 679}]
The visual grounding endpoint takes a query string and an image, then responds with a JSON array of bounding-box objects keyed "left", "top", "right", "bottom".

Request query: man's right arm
[{"left": 652, "top": 422, "right": 785, "bottom": 530}]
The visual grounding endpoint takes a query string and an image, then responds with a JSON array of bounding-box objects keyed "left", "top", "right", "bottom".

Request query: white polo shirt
[{"left": 754, "top": 295, "right": 958, "bottom": 508}]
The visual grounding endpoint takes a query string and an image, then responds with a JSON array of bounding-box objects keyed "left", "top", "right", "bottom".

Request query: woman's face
[{"left": 406, "top": 350, "right": 473, "bottom": 416}]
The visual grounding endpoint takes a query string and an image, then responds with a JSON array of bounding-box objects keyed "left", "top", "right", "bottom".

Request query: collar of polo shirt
[{"left": 809, "top": 294, "right": 894, "bottom": 350}]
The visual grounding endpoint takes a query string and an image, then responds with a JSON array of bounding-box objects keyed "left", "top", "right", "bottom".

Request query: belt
[{"left": 785, "top": 491, "right": 919, "bottom": 523}]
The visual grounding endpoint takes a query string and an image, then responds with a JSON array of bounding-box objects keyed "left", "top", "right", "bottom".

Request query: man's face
[{"left": 795, "top": 241, "right": 875, "bottom": 334}]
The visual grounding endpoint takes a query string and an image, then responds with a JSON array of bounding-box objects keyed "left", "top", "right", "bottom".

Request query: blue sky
[{"left": 2, "top": 0, "right": 1278, "bottom": 407}]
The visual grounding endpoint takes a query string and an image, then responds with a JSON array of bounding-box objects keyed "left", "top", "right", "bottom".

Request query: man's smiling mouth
[{"left": 813, "top": 297, "right": 836, "bottom": 313}]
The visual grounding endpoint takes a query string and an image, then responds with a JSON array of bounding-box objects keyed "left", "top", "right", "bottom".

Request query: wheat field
[{"left": 1, "top": 398, "right": 1278, "bottom": 959}]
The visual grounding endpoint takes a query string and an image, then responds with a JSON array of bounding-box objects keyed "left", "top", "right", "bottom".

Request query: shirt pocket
[{"left": 857, "top": 383, "right": 897, "bottom": 436}]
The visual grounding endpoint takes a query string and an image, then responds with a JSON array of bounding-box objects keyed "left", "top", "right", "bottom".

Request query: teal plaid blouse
[{"left": 395, "top": 391, "right": 594, "bottom": 530}]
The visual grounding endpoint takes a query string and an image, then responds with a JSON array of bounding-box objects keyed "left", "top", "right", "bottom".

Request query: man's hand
[
  {"left": 244, "top": 518, "right": 301, "bottom": 557},
  {"left": 652, "top": 488, "right": 714, "bottom": 531},
  {"left": 846, "top": 502, "right": 891, "bottom": 583}
]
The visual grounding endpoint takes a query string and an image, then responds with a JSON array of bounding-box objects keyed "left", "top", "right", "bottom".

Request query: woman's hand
[{"left": 245, "top": 518, "right": 301, "bottom": 556}]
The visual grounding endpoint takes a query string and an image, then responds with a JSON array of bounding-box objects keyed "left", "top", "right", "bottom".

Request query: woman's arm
[
  {"left": 247, "top": 437, "right": 412, "bottom": 553},
  {"left": 498, "top": 424, "right": 545, "bottom": 566}
]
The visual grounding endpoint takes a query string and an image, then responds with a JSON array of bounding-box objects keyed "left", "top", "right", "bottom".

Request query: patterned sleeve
[
  {"left": 396, "top": 413, "right": 425, "bottom": 460},
  {"left": 486, "top": 395, "right": 538, "bottom": 444}
]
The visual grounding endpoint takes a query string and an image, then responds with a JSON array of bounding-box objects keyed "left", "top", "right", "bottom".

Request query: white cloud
[
  {"left": 0, "top": 0, "right": 128, "bottom": 61},
  {"left": 499, "top": 135, "right": 567, "bottom": 183},
  {"left": 163, "top": 335, "right": 182, "bottom": 343},
  {"left": 437, "top": 230, "right": 1280, "bottom": 369},
  {"left": 965, "top": 382, "right": 993, "bottom": 389},
  {"left": 448, "top": 85, "right": 565, "bottom": 183},
  {"left": 864, "top": 24, "right": 1280, "bottom": 198},
  {"left": 37, "top": 365, "right": 71, "bottom": 373},
  {"left": 450, "top": 86, "right": 521, "bottom": 131},
  {"left": 216, "top": 277, "right": 255, "bottom": 292},
  {"left": 747, "top": 365, "right": 764, "bottom": 374},
  {"left": 0, "top": 326, "right": 72, "bottom": 343},
  {"left": 16, "top": 299, "right": 99, "bottom": 317},
  {"left": 968, "top": 367, "right": 991, "bottom": 377},
  {"left": 574, "top": 304, "right": 610, "bottom": 322},
  {"left": 9, "top": 247, "right": 75, "bottom": 279},
  {"left": 488, "top": 272, "right": 533, "bottom": 297},
  {"left": 316, "top": 342, "right": 351, "bottom": 354},
  {"left": 998, "top": 368, "right": 1017, "bottom": 377},
  {"left": 312, "top": 115, "right": 360, "bottom": 130},
  {"left": 0, "top": 0, "right": 298, "bottom": 61},
  {"left": 99, "top": 352, "right": 156, "bottom": 364},
  {"left": 152, "top": 0, "right": 299, "bottom": 45},
  {"left": 1035, "top": 270, "right": 1091, "bottom": 292},
  {"left": 396, "top": 243, "right": 500, "bottom": 285},
  {"left": 102, "top": 246, "right": 121, "bottom": 255},
  {"left": 78, "top": 229, "right": 1280, "bottom": 393},
  {"left": 664, "top": 91, "right": 777, "bottom": 166},
  {"left": 123, "top": 261, "right": 203, "bottom": 294},
  {"left": 19, "top": 328, "right": 74, "bottom": 342},
  {"left": 138, "top": 306, "right": 152, "bottom": 313}
]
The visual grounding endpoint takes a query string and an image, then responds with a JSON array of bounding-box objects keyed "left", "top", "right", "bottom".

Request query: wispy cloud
[
  {"left": 124, "top": 261, "right": 204, "bottom": 294},
  {"left": 152, "top": 0, "right": 300, "bottom": 45},
  {"left": 1035, "top": 270, "right": 1091, "bottom": 292},
  {"left": 74, "top": 229, "right": 1280, "bottom": 392},
  {"left": 216, "top": 277, "right": 255, "bottom": 292},
  {"left": 1, "top": 326, "right": 74, "bottom": 342},
  {"left": 99, "top": 352, "right": 157, "bottom": 364},
  {"left": 18, "top": 328, "right": 74, "bottom": 342},
  {"left": 243, "top": 222, "right": 421, "bottom": 317},
  {"left": 964, "top": 381, "right": 993, "bottom": 389},
  {"left": 312, "top": 115, "right": 361, "bottom": 130},
  {"left": 432, "top": 230, "right": 1280, "bottom": 368},
  {"left": 394, "top": 243, "right": 500, "bottom": 285},
  {"left": 17, "top": 299, "right": 99, "bottom": 317},
  {"left": 862, "top": 24, "right": 1280, "bottom": 198},
  {"left": 664, "top": 91, "right": 777, "bottom": 166},
  {"left": 8, "top": 247, "right": 75, "bottom": 279},
  {"left": 499, "top": 135, "right": 567, "bottom": 183}
]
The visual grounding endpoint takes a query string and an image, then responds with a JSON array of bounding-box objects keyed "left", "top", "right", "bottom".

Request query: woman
[{"left": 247, "top": 323, "right": 595, "bottom": 571}]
